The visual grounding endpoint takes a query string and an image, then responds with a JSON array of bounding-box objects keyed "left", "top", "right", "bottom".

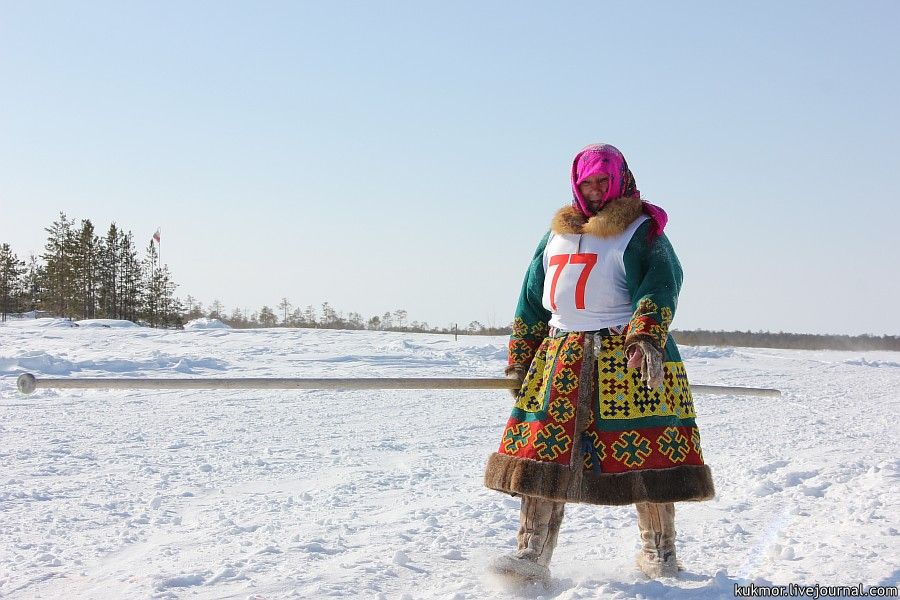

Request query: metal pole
[
  {"left": 691, "top": 384, "right": 780, "bottom": 397},
  {"left": 15, "top": 373, "right": 781, "bottom": 397}
]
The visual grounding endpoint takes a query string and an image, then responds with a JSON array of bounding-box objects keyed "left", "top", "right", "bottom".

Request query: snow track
[{"left": 1, "top": 323, "right": 897, "bottom": 598}]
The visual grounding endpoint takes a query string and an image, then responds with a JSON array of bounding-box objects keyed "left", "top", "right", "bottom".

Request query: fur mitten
[
  {"left": 625, "top": 339, "right": 664, "bottom": 389},
  {"left": 504, "top": 365, "right": 526, "bottom": 399}
]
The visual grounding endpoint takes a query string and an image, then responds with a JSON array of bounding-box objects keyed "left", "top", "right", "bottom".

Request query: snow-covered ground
[{"left": 0, "top": 321, "right": 897, "bottom": 599}]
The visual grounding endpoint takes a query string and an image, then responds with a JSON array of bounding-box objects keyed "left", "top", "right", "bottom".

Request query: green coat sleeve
[
  {"left": 623, "top": 220, "right": 683, "bottom": 354},
  {"left": 508, "top": 231, "right": 552, "bottom": 371}
]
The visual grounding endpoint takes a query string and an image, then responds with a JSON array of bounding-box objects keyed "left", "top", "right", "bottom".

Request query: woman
[{"left": 484, "top": 143, "right": 715, "bottom": 583}]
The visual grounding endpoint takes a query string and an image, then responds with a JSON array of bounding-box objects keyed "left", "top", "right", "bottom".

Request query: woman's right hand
[{"left": 626, "top": 340, "right": 664, "bottom": 389}]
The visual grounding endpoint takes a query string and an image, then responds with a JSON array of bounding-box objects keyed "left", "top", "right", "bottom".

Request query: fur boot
[
  {"left": 488, "top": 495, "right": 565, "bottom": 583},
  {"left": 635, "top": 501, "right": 682, "bottom": 578}
]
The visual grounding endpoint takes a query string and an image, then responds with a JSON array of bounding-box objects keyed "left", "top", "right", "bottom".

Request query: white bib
[{"left": 542, "top": 215, "right": 648, "bottom": 332}]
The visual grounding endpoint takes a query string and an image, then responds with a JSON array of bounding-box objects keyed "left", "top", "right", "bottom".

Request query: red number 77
[{"left": 547, "top": 253, "right": 598, "bottom": 311}]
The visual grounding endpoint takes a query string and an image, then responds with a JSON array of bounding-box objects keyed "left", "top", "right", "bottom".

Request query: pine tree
[
  {"left": 321, "top": 302, "right": 338, "bottom": 327},
  {"left": 228, "top": 307, "right": 246, "bottom": 328},
  {"left": 184, "top": 296, "right": 204, "bottom": 320},
  {"left": 119, "top": 232, "right": 142, "bottom": 322},
  {"left": 347, "top": 312, "right": 364, "bottom": 329},
  {"left": 278, "top": 297, "right": 292, "bottom": 325},
  {"left": 23, "top": 254, "right": 41, "bottom": 314},
  {"left": 303, "top": 305, "right": 317, "bottom": 327},
  {"left": 73, "top": 219, "right": 99, "bottom": 319},
  {"left": 135, "top": 243, "right": 182, "bottom": 328},
  {"left": 41, "top": 212, "right": 76, "bottom": 318},
  {"left": 0, "top": 244, "right": 26, "bottom": 321},
  {"left": 141, "top": 241, "right": 163, "bottom": 327},
  {"left": 258, "top": 305, "right": 277, "bottom": 327},
  {"left": 209, "top": 299, "right": 225, "bottom": 320},
  {"left": 98, "top": 223, "right": 120, "bottom": 319},
  {"left": 166, "top": 275, "right": 183, "bottom": 328},
  {"left": 156, "top": 263, "right": 180, "bottom": 328}
]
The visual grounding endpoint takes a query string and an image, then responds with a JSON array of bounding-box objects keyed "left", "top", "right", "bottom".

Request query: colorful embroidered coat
[{"left": 484, "top": 199, "right": 715, "bottom": 505}]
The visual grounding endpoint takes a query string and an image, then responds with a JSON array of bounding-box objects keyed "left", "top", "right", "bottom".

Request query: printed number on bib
[{"left": 547, "top": 253, "right": 598, "bottom": 310}]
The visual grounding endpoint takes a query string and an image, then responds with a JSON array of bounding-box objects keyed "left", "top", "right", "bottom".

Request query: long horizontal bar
[
  {"left": 15, "top": 373, "right": 781, "bottom": 397},
  {"left": 692, "top": 384, "right": 780, "bottom": 397}
]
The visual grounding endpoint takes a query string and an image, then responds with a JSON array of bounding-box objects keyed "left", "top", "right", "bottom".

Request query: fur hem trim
[
  {"left": 484, "top": 452, "right": 715, "bottom": 506},
  {"left": 551, "top": 197, "right": 644, "bottom": 238}
]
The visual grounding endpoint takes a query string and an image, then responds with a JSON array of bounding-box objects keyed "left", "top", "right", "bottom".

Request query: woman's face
[{"left": 578, "top": 174, "right": 610, "bottom": 212}]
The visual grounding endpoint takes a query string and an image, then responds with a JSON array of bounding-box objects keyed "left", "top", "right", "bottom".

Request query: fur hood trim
[{"left": 551, "top": 196, "right": 644, "bottom": 238}]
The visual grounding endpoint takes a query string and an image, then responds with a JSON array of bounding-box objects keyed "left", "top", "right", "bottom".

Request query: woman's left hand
[{"left": 504, "top": 365, "right": 526, "bottom": 398}]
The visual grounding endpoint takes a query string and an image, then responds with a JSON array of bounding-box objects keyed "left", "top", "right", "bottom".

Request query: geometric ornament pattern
[
  {"left": 611, "top": 431, "right": 652, "bottom": 468},
  {"left": 656, "top": 427, "right": 689, "bottom": 463},
  {"left": 502, "top": 422, "right": 532, "bottom": 454},
  {"left": 499, "top": 331, "right": 707, "bottom": 475},
  {"left": 595, "top": 335, "right": 696, "bottom": 420},
  {"left": 534, "top": 423, "right": 572, "bottom": 461}
]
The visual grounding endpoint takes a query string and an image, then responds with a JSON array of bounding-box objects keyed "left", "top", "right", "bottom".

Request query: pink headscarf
[{"left": 571, "top": 143, "right": 668, "bottom": 236}]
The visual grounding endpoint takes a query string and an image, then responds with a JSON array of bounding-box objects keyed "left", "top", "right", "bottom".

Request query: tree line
[
  {"left": 177, "top": 298, "right": 900, "bottom": 350},
  {"left": 672, "top": 329, "right": 899, "bottom": 351},
  {"left": 182, "top": 297, "right": 510, "bottom": 335},
  {"left": 0, "top": 213, "right": 502, "bottom": 335},
  {"left": 0, "top": 213, "right": 181, "bottom": 327}
]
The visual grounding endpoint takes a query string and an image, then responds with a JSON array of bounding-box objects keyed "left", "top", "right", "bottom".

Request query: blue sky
[{"left": 2, "top": 1, "right": 898, "bottom": 335}]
